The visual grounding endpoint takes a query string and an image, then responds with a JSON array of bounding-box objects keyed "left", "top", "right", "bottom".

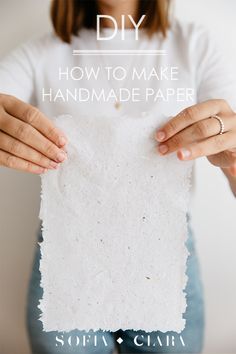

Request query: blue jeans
[{"left": 26, "top": 217, "right": 204, "bottom": 353}]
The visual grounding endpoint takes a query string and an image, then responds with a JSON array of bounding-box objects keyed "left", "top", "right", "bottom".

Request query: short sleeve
[
  {"left": 195, "top": 27, "right": 236, "bottom": 111},
  {"left": 0, "top": 42, "right": 36, "bottom": 104}
]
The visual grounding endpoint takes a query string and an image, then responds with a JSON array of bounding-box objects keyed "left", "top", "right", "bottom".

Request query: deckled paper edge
[{"left": 37, "top": 114, "right": 193, "bottom": 333}]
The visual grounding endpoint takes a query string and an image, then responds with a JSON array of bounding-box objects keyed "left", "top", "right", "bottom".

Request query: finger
[
  {"left": 0, "top": 112, "right": 67, "bottom": 163},
  {"left": 222, "top": 165, "right": 236, "bottom": 177},
  {"left": 158, "top": 116, "right": 232, "bottom": 155},
  {"left": 175, "top": 131, "right": 236, "bottom": 160},
  {"left": 229, "top": 164, "right": 236, "bottom": 176},
  {"left": 0, "top": 149, "right": 47, "bottom": 174},
  {"left": 208, "top": 151, "right": 236, "bottom": 168},
  {"left": 228, "top": 148, "right": 236, "bottom": 154},
  {"left": 0, "top": 131, "right": 59, "bottom": 170},
  {"left": 3, "top": 95, "right": 67, "bottom": 147},
  {"left": 155, "top": 99, "right": 231, "bottom": 142}
]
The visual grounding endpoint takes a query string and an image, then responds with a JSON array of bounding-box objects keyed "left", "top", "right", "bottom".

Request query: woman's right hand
[{"left": 0, "top": 94, "right": 67, "bottom": 174}]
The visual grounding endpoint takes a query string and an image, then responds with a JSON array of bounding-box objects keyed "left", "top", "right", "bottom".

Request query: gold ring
[{"left": 211, "top": 115, "right": 225, "bottom": 135}]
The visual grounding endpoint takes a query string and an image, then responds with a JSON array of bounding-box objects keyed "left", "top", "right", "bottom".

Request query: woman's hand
[
  {"left": 155, "top": 99, "right": 236, "bottom": 176},
  {"left": 0, "top": 94, "right": 67, "bottom": 174}
]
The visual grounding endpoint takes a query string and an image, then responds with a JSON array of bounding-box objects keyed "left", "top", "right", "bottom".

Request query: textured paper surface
[{"left": 39, "top": 113, "right": 193, "bottom": 333}]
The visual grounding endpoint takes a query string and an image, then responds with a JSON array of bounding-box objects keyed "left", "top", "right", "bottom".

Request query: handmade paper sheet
[{"left": 39, "top": 113, "right": 193, "bottom": 333}]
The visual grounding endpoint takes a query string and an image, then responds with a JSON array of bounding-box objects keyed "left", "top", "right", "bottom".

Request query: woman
[{"left": 0, "top": 0, "right": 236, "bottom": 353}]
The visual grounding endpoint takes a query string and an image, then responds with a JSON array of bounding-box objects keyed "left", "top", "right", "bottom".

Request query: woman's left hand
[{"left": 155, "top": 99, "right": 236, "bottom": 176}]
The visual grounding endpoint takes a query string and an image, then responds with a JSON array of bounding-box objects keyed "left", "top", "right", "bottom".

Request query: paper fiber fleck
[{"left": 39, "top": 113, "right": 193, "bottom": 333}]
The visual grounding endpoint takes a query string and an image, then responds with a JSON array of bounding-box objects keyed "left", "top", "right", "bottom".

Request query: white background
[{"left": 0, "top": 1, "right": 236, "bottom": 353}]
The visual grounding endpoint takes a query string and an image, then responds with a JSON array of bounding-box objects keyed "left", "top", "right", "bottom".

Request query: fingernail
[
  {"left": 56, "top": 151, "right": 67, "bottom": 162},
  {"left": 33, "top": 166, "right": 45, "bottom": 174},
  {"left": 156, "top": 131, "right": 166, "bottom": 142},
  {"left": 158, "top": 144, "right": 168, "bottom": 154},
  {"left": 49, "top": 161, "right": 59, "bottom": 169},
  {"left": 58, "top": 136, "right": 67, "bottom": 146},
  {"left": 38, "top": 168, "right": 47, "bottom": 174},
  {"left": 179, "top": 148, "right": 191, "bottom": 159},
  {"left": 61, "top": 145, "right": 68, "bottom": 153}
]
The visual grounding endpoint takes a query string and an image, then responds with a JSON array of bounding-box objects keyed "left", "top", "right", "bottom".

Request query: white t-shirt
[
  {"left": 0, "top": 20, "right": 236, "bottom": 189},
  {"left": 0, "top": 20, "right": 236, "bottom": 113}
]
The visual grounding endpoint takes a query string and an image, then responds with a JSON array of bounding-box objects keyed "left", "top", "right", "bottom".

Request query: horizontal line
[
  {"left": 73, "top": 53, "right": 166, "bottom": 56},
  {"left": 73, "top": 49, "right": 166, "bottom": 53},
  {"left": 72, "top": 50, "right": 166, "bottom": 56}
]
